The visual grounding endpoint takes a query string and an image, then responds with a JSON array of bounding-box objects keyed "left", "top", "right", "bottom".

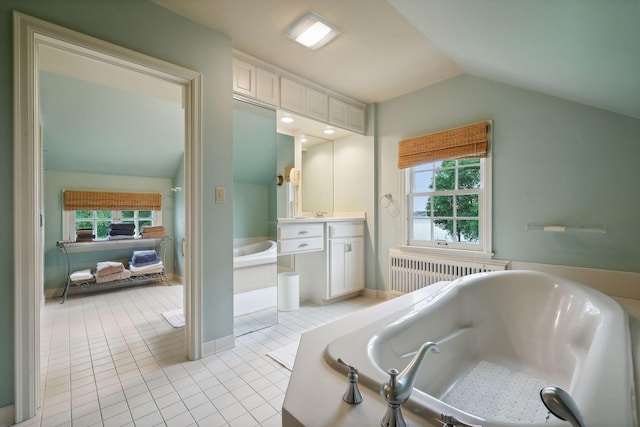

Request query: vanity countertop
[{"left": 277, "top": 213, "right": 365, "bottom": 224}]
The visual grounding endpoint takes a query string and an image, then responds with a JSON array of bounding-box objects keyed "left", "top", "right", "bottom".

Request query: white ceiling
[{"left": 154, "top": 0, "right": 640, "bottom": 119}]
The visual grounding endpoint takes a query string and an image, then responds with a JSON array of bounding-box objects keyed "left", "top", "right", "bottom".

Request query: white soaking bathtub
[
  {"left": 233, "top": 239, "right": 277, "bottom": 269},
  {"left": 324, "top": 270, "right": 637, "bottom": 427},
  {"left": 233, "top": 240, "right": 277, "bottom": 294}
]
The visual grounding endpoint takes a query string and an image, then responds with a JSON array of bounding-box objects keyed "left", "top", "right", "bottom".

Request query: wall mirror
[
  {"left": 232, "top": 98, "right": 278, "bottom": 336},
  {"left": 302, "top": 136, "right": 334, "bottom": 213}
]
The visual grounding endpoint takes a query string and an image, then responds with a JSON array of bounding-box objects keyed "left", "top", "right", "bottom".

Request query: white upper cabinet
[
  {"left": 280, "top": 77, "right": 306, "bottom": 114},
  {"left": 329, "top": 97, "right": 365, "bottom": 133},
  {"left": 256, "top": 68, "right": 279, "bottom": 106},
  {"left": 282, "top": 78, "right": 329, "bottom": 122},
  {"left": 305, "top": 87, "right": 328, "bottom": 122},
  {"left": 232, "top": 58, "right": 256, "bottom": 98},
  {"left": 233, "top": 53, "right": 366, "bottom": 134}
]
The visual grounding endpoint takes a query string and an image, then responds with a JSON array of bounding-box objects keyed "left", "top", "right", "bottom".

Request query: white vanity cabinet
[
  {"left": 279, "top": 218, "right": 365, "bottom": 305},
  {"left": 277, "top": 222, "right": 324, "bottom": 255},
  {"left": 328, "top": 223, "right": 364, "bottom": 298}
]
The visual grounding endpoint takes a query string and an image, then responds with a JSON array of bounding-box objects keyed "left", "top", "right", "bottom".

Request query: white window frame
[
  {"left": 401, "top": 156, "right": 492, "bottom": 258},
  {"left": 62, "top": 209, "right": 162, "bottom": 241}
]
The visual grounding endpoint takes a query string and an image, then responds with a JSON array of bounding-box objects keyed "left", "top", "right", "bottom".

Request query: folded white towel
[
  {"left": 129, "top": 261, "right": 164, "bottom": 276},
  {"left": 96, "top": 261, "right": 124, "bottom": 275},
  {"left": 70, "top": 269, "right": 93, "bottom": 283}
]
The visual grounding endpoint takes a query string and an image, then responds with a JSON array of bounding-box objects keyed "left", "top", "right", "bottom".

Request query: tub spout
[{"left": 380, "top": 341, "right": 440, "bottom": 427}]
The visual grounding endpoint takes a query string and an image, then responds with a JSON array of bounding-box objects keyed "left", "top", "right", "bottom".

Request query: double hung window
[
  {"left": 406, "top": 158, "right": 490, "bottom": 252},
  {"left": 399, "top": 121, "right": 492, "bottom": 255}
]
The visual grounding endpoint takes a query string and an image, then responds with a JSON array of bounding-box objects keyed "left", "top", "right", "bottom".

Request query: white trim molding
[{"left": 13, "top": 12, "right": 204, "bottom": 423}]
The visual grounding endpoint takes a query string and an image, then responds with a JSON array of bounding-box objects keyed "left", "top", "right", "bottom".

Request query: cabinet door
[
  {"left": 348, "top": 105, "right": 365, "bottom": 133},
  {"left": 329, "top": 97, "right": 349, "bottom": 128},
  {"left": 256, "top": 68, "right": 279, "bottom": 106},
  {"left": 329, "top": 238, "right": 348, "bottom": 298},
  {"left": 306, "top": 87, "right": 328, "bottom": 121},
  {"left": 280, "top": 77, "right": 306, "bottom": 114},
  {"left": 232, "top": 58, "right": 256, "bottom": 98},
  {"left": 347, "top": 237, "right": 365, "bottom": 292}
]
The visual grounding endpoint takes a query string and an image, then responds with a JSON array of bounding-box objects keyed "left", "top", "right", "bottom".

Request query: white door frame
[{"left": 13, "top": 12, "right": 203, "bottom": 423}]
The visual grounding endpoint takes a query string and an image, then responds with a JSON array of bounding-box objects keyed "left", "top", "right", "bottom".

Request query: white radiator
[{"left": 389, "top": 249, "right": 510, "bottom": 296}]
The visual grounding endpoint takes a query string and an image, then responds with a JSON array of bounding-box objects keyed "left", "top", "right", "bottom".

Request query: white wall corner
[
  {"left": 202, "top": 334, "right": 235, "bottom": 358},
  {"left": 0, "top": 403, "right": 15, "bottom": 427}
]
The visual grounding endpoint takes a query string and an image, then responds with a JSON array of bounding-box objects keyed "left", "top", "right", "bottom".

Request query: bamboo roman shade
[
  {"left": 63, "top": 190, "right": 162, "bottom": 211},
  {"left": 398, "top": 121, "right": 490, "bottom": 169}
]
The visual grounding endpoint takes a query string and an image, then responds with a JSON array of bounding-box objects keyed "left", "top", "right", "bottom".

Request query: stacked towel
[
  {"left": 76, "top": 228, "right": 95, "bottom": 242},
  {"left": 131, "top": 250, "right": 160, "bottom": 267},
  {"left": 69, "top": 269, "right": 94, "bottom": 284},
  {"left": 96, "top": 261, "right": 124, "bottom": 275},
  {"left": 96, "top": 269, "right": 131, "bottom": 283},
  {"left": 141, "top": 225, "right": 166, "bottom": 239},
  {"left": 129, "top": 261, "right": 164, "bottom": 277},
  {"left": 108, "top": 223, "right": 135, "bottom": 240}
]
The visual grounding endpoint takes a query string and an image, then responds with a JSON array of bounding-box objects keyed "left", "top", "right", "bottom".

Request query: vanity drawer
[
  {"left": 278, "top": 223, "right": 324, "bottom": 240},
  {"left": 278, "top": 237, "right": 324, "bottom": 255},
  {"left": 328, "top": 222, "right": 364, "bottom": 238}
]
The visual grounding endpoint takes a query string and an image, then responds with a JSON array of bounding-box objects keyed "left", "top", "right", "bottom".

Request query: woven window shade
[
  {"left": 63, "top": 190, "right": 162, "bottom": 211},
  {"left": 398, "top": 121, "right": 489, "bottom": 169}
]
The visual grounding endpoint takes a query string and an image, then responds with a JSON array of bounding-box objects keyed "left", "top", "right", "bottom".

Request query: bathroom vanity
[{"left": 277, "top": 215, "right": 365, "bottom": 305}]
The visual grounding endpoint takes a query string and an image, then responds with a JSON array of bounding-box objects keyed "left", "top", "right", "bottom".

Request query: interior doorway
[{"left": 14, "top": 12, "right": 204, "bottom": 423}]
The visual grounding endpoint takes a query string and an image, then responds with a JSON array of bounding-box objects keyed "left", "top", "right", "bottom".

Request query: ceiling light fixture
[
  {"left": 281, "top": 117, "right": 294, "bottom": 123},
  {"left": 286, "top": 12, "right": 341, "bottom": 50},
  {"left": 323, "top": 128, "right": 336, "bottom": 135}
]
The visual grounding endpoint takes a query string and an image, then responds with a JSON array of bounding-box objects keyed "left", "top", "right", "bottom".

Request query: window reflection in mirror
[{"left": 302, "top": 136, "right": 333, "bottom": 213}]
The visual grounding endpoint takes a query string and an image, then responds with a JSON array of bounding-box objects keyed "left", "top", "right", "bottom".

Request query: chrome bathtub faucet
[
  {"left": 337, "top": 358, "right": 363, "bottom": 404},
  {"left": 380, "top": 341, "right": 440, "bottom": 427}
]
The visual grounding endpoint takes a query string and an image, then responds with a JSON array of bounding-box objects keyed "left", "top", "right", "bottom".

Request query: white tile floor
[{"left": 16, "top": 284, "right": 380, "bottom": 427}]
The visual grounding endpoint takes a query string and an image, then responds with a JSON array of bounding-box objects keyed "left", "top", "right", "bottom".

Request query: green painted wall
[
  {"left": 232, "top": 183, "right": 271, "bottom": 239},
  {"left": 43, "top": 171, "right": 176, "bottom": 290},
  {"left": 1, "top": 0, "right": 233, "bottom": 407},
  {"left": 378, "top": 74, "right": 640, "bottom": 291}
]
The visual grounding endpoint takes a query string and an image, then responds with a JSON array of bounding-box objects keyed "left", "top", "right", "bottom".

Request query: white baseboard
[
  {"left": 362, "top": 288, "right": 390, "bottom": 300},
  {"left": 202, "top": 334, "right": 235, "bottom": 357},
  {"left": 511, "top": 261, "right": 640, "bottom": 299},
  {"left": 0, "top": 403, "right": 14, "bottom": 427}
]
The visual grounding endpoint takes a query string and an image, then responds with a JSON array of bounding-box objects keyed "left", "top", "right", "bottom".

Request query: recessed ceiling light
[
  {"left": 281, "top": 117, "right": 294, "bottom": 123},
  {"left": 301, "top": 136, "right": 308, "bottom": 142},
  {"left": 286, "top": 13, "right": 341, "bottom": 50},
  {"left": 323, "top": 129, "right": 336, "bottom": 135}
]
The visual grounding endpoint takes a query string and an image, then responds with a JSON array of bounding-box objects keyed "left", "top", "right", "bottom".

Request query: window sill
[
  {"left": 396, "top": 245, "right": 494, "bottom": 260},
  {"left": 57, "top": 237, "right": 169, "bottom": 254}
]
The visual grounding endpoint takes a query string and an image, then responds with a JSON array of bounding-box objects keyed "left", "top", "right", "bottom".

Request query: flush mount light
[
  {"left": 323, "top": 128, "right": 336, "bottom": 135},
  {"left": 281, "top": 117, "right": 294, "bottom": 123},
  {"left": 286, "top": 12, "right": 341, "bottom": 50},
  {"left": 301, "top": 135, "right": 308, "bottom": 142}
]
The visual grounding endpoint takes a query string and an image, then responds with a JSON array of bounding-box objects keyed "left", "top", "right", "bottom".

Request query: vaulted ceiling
[{"left": 154, "top": 0, "right": 640, "bottom": 119}]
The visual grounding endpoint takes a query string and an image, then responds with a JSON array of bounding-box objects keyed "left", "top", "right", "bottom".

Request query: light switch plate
[{"left": 215, "top": 187, "right": 225, "bottom": 203}]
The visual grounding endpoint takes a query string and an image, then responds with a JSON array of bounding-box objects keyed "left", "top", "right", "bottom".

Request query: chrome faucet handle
[{"left": 337, "top": 358, "right": 363, "bottom": 404}]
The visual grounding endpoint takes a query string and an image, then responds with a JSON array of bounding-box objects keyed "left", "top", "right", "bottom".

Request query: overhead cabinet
[
  {"left": 329, "top": 97, "right": 365, "bottom": 133},
  {"left": 233, "top": 55, "right": 366, "bottom": 134},
  {"left": 279, "top": 77, "right": 328, "bottom": 122},
  {"left": 232, "top": 58, "right": 279, "bottom": 106}
]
